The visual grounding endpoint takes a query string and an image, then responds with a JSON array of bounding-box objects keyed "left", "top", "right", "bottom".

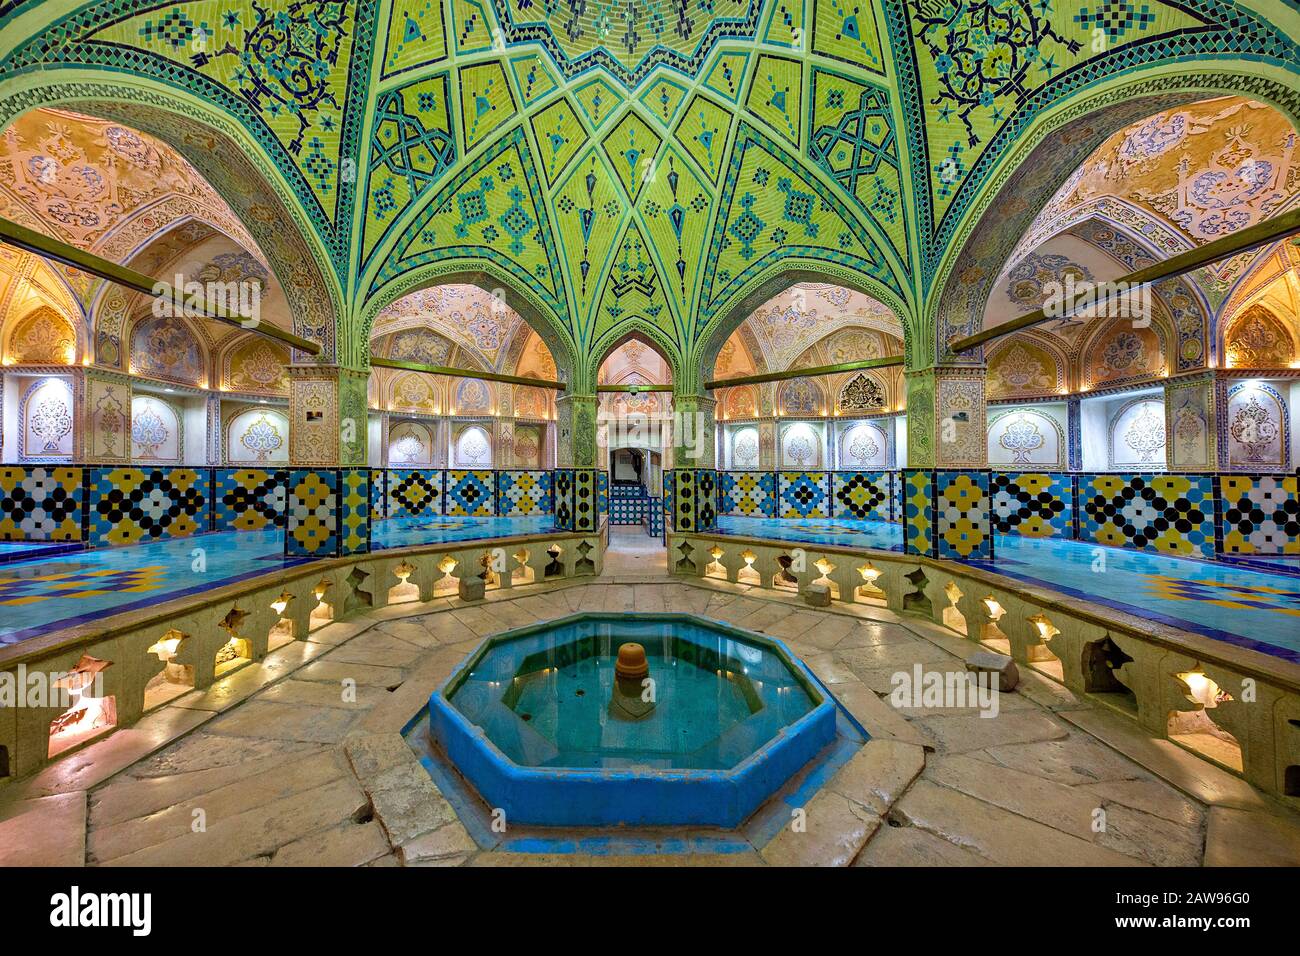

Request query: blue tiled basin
[{"left": 428, "top": 612, "right": 837, "bottom": 827}]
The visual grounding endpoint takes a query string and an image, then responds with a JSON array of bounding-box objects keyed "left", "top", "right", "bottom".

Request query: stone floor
[{"left": 2, "top": 530, "right": 1299, "bottom": 867}]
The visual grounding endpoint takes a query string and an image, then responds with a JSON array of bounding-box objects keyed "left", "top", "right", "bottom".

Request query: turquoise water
[
  {"left": 712, "top": 516, "right": 1300, "bottom": 662},
  {"left": 0, "top": 516, "right": 557, "bottom": 645},
  {"left": 372, "top": 515, "right": 554, "bottom": 550},
  {"left": 446, "top": 617, "right": 818, "bottom": 770}
]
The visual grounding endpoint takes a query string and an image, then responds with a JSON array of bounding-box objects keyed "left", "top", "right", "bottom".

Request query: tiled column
[
  {"left": 553, "top": 467, "right": 598, "bottom": 532},
  {"left": 286, "top": 365, "right": 370, "bottom": 556},
  {"left": 671, "top": 392, "right": 717, "bottom": 468},
  {"left": 287, "top": 365, "right": 368, "bottom": 467},
  {"left": 666, "top": 468, "right": 718, "bottom": 533},
  {"left": 285, "top": 467, "right": 371, "bottom": 557},
  {"left": 1066, "top": 396, "right": 1082, "bottom": 472},
  {"left": 902, "top": 367, "right": 992, "bottom": 560}
]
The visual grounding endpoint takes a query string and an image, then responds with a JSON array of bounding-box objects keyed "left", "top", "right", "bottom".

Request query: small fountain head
[{"left": 615, "top": 643, "right": 649, "bottom": 682}]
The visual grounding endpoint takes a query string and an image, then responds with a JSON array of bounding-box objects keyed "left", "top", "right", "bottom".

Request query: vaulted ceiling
[{"left": 0, "top": 0, "right": 1296, "bottom": 386}]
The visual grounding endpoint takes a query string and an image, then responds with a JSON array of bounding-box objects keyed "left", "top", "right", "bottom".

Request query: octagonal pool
[{"left": 427, "top": 612, "right": 838, "bottom": 827}]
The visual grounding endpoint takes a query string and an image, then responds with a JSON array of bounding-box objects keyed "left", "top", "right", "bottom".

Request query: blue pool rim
[{"left": 427, "top": 612, "right": 839, "bottom": 828}]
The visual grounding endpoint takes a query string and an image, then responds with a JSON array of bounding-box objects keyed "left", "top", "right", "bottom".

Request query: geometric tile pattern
[
  {"left": 1219, "top": 474, "right": 1299, "bottom": 555},
  {"left": 990, "top": 472, "right": 1072, "bottom": 539},
  {"left": 598, "top": 470, "right": 609, "bottom": 514},
  {"left": 0, "top": 565, "right": 165, "bottom": 606},
  {"left": 0, "top": 466, "right": 84, "bottom": 541},
  {"left": 88, "top": 467, "right": 208, "bottom": 547},
  {"left": 553, "top": 468, "right": 598, "bottom": 532},
  {"left": 387, "top": 469, "right": 443, "bottom": 518},
  {"left": 832, "top": 471, "right": 892, "bottom": 522},
  {"left": 668, "top": 469, "right": 718, "bottom": 533},
  {"left": 777, "top": 471, "right": 829, "bottom": 518},
  {"left": 446, "top": 470, "right": 494, "bottom": 516},
  {"left": 610, "top": 494, "right": 647, "bottom": 525},
  {"left": 340, "top": 468, "right": 371, "bottom": 555},
  {"left": 1080, "top": 474, "right": 1215, "bottom": 558},
  {"left": 498, "top": 470, "right": 553, "bottom": 517},
  {"left": 935, "top": 470, "right": 992, "bottom": 560},
  {"left": 286, "top": 468, "right": 339, "bottom": 558},
  {"left": 370, "top": 468, "right": 387, "bottom": 519},
  {"left": 902, "top": 469, "right": 934, "bottom": 557},
  {"left": 719, "top": 471, "right": 776, "bottom": 516},
  {"left": 213, "top": 468, "right": 287, "bottom": 532}
]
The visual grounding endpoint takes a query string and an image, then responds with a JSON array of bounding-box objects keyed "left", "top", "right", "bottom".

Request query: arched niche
[
  {"left": 988, "top": 408, "right": 1066, "bottom": 468},
  {"left": 130, "top": 395, "right": 183, "bottom": 463},
  {"left": 454, "top": 378, "right": 492, "bottom": 416},
  {"left": 453, "top": 424, "right": 492, "bottom": 468},
  {"left": 222, "top": 336, "right": 290, "bottom": 395},
  {"left": 838, "top": 420, "right": 889, "bottom": 469},
  {"left": 1226, "top": 381, "right": 1288, "bottom": 470},
  {"left": 1082, "top": 317, "right": 1167, "bottom": 389},
  {"left": 18, "top": 377, "right": 74, "bottom": 461},
  {"left": 5, "top": 306, "right": 78, "bottom": 365},
  {"left": 721, "top": 384, "right": 758, "bottom": 420},
  {"left": 387, "top": 419, "right": 434, "bottom": 466},
  {"left": 388, "top": 371, "right": 439, "bottom": 415},
  {"left": 778, "top": 377, "right": 824, "bottom": 417},
  {"left": 837, "top": 373, "right": 887, "bottom": 413},
  {"left": 729, "top": 426, "right": 760, "bottom": 470},
  {"left": 510, "top": 423, "right": 544, "bottom": 468},
  {"left": 127, "top": 313, "right": 207, "bottom": 386},
  {"left": 1223, "top": 306, "right": 1295, "bottom": 369},
  {"left": 1109, "top": 397, "right": 1167, "bottom": 470},
  {"left": 986, "top": 335, "right": 1066, "bottom": 399},
  {"left": 779, "top": 421, "right": 824, "bottom": 469},
  {"left": 226, "top": 406, "right": 288, "bottom": 464}
]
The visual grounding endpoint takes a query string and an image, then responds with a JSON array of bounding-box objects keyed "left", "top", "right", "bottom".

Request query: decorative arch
[
  {"left": 693, "top": 263, "right": 913, "bottom": 395},
  {"left": 929, "top": 73, "right": 1300, "bottom": 367},
  {"left": 838, "top": 373, "right": 887, "bottom": 412},
  {"left": 1080, "top": 316, "right": 1169, "bottom": 390},
  {"left": 222, "top": 335, "right": 290, "bottom": 395},
  {"left": 778, "top": 377, "right": 824, "bottom": 416},
  {"left": 4, "top": 306, "right": 78, "bottom": 365},
  {"left": 986, "top": 334, "right": 1068, "bottom": 398},
  {"left": 1222, "top": 305, "right": 1295, "bottom": 368},
  {"left": 126, "top": 312, "right": 207, "bottom": 386},
  {"left": 359, "top": 265, "right": 578, "bottom": 389},
  {"left": 0, "top": 85, "right": 342, "bottom": 361},
  {"left": 387, "top": 419, "right": 435, "bottom": 467},
  {"left": 838, "top": 420, "right": 889, "bottom": 469},
  {"left": 388, "top": 371, "right": 439, "bottom": 414}
]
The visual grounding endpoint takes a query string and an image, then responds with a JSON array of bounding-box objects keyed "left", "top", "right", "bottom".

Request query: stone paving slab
[{"left": 4, "top": 566, "right": 1300, "bottom": 867}]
